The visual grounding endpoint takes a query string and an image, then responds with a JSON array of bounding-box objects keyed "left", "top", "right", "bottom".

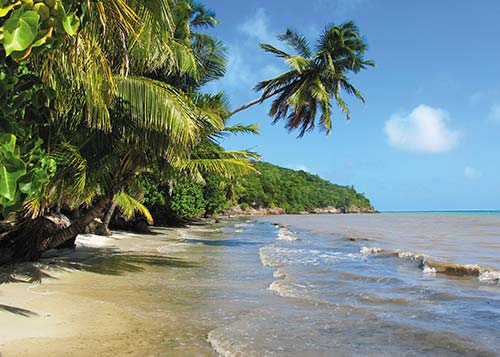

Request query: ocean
[{"left": 196, "top": 212, "right": 500, "bottom": 355}]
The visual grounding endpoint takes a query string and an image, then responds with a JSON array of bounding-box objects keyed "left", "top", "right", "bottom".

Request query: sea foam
[{"left": 277, "top": 227, "right": 302, "bottom": 241}]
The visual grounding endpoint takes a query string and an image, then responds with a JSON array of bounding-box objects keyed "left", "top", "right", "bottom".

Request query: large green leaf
[
  {"left": 0, "top": 150, "right": 26, "bottom": 201},
  {"left": 61, "top": 12, "right": 79, "bottom": 36},
  {"left": 3, "top": 9, "right": 40, "bottom": 56}
]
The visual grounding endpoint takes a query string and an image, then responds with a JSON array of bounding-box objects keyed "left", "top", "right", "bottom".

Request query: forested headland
[
  {"left": 138, "top": 161, "right": 375, "bottom": 224},
  {"left": 0, "top": 0, "right": 373, "bottom": 265}
]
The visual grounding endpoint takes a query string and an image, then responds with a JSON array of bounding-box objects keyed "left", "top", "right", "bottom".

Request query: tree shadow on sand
[
  {"left": 0, "top": 304, "right": 38, "bottom": 317},
  {"left": 0, "top": 246, "right": 197, "bottom": 319},
  {"left": 0, "top": 246, "right": 197, "bottom": 286}
]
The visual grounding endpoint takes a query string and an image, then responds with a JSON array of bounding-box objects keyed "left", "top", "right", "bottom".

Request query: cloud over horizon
[{"left": 384, "top": 105, "right": 462, "bottom": 153}]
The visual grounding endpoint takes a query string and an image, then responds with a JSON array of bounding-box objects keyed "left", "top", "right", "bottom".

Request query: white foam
[
  {"left": 273, "top": 269, "right": 286, "bottom": 280},
  {"left": 478, "top": 270, "right": 500, "bottom": 284},
  {"left": 207, "top": 330, "right": 233, "bottom": 357},
  {"left": 268, "top": 280, "right": 297, "bottom": 298},
  {"left": 422, "top": 264, "right": 437, "bottom": 274},
  {"left": 277, "top": 227, "right": 302, "bottom": 241},
  {"left": 260, "top": 245, "right": 359, "bottom": 267},
  {"left": 360, "top": 247, "right": 384, "bottom": 255}
]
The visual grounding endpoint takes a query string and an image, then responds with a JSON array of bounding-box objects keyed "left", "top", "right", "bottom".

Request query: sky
[{"left": 202, "top": 0, "right": 500, "bottom": 211}]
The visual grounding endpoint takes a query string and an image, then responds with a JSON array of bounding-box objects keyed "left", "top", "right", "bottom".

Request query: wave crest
[{"left": 361, "top": 246, "right": 500, "bottom": 284}]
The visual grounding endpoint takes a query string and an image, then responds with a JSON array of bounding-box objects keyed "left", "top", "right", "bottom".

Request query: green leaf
[
  {"left": 0, "top": 133, "right": 17, "bottom": 153},
  {"left": 0, "top": 150, "right": 26, "bottom": 201},
  {"left": 0, "top": 1, "right": 20, "bottom": 18},
  {"left": 61, "top": 12, "right": 79, "bottom": 36},
  {"left": 3, "top": 9, "right": 40, "bottom": 56}
]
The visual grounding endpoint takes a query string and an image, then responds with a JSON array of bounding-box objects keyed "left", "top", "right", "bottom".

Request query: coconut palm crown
[{"left": 232, "top": 21, "right": 374, "bottom": 137}]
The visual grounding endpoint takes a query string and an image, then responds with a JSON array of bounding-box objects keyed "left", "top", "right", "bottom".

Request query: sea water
[{"left": 197, "top": 213, "right": 500, "bottom": 356}]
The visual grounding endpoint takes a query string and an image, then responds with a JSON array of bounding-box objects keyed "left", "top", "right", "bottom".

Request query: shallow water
[{"left": 3, "top": 213, "right": 499, "bottom": 356}]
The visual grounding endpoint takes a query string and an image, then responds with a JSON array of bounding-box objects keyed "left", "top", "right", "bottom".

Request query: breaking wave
[
  {"left": 276, "top": 227, "right": 302, "bottom": 241},
  {"left": 361, "top": 246, "right": 500, "bottom": 284},
  {"left": 260, "top": 244, "right": 360, "bottom": 267}
]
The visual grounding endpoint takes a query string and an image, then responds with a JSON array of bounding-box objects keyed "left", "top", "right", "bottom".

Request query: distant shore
[{"left": 221, "top": 205, "right": 378, "bottom": 216}]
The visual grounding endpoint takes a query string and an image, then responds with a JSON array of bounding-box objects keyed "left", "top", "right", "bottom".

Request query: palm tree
[{"left": 230, "top": 22, "right": 374, "bottom": 137}]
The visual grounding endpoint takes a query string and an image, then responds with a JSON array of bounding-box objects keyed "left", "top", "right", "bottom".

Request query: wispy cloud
[
  {"left": 465, "top": 167, "right": 482, "bottom": 180},
  {"left": 238, "top": 8, "right": 277, "bottom": 45},
  {"left": 214, "top": 8, "right": 284, "bottom": 100},
  {"left": 488, "top": 103, "right": 500, "bottom": 122},
  {"left": 384, "top": 105, "right": 462, "bottom": 153}
]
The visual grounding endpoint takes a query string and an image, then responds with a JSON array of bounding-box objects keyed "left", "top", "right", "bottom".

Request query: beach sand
[{"left": 0, "top": 230, "right": 216, "bottom": 356}]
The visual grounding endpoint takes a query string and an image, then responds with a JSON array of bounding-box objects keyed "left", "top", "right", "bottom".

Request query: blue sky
[{"left": 202, "top": 0, "right": 500, "bottom": 211}]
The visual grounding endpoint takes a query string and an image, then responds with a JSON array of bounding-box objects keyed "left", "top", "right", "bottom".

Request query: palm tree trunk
[
  {"left": 102, "top": 200, "right": 118, "bottom": 236},
  {"left": 229, "top": 88, "right": 284, "bottom": 116},
  {"left": 39, "top": 196, "right": 112, "bottom": 251}
]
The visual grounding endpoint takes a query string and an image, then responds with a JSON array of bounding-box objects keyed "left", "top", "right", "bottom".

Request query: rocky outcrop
[
  {"left": 312, "top": 206, "right": 341, "bottom": 214},
  {"left": 221, "top": 205, "right": 377, "bottom": 216},
  {"left": 344, "top": 205, "right": 378, "bottom": 214},
  {"left": 221, "top": 206, "right": 285, "bottom": 216}
]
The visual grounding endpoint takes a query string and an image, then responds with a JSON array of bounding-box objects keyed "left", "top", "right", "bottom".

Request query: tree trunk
[
  {"left": 101, "top": 200, "right": 118, "bottom": 236},
  {"left": 229, "top": 89, "right": 284, "bottom": 116},
  {"left": 39, "top": 195, "right": 112, "bottom": 251},
  {"left": 0, "top": 215, "right": 73, "bottom": 264}
]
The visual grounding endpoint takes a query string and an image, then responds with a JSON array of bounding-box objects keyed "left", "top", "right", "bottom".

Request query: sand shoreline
[{"left": 0, "top": 229, "right": 216, "bottom": 356}]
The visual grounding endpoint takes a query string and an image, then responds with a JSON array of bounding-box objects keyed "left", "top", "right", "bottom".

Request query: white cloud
[
  {"left": 238, "top": 8, "right": 276, "bottom": 45},
  {"left": 488, "top": 103, "right": 500, "bottom": 122},
  {"left": 384, "top": 104, "right": 462, "bottom": 153},
  {"left": 465, "top": 167, "right": 482, "bottom": 180},
  {"left": 297, "top": 165, "right": 309, "bottom": 172}
]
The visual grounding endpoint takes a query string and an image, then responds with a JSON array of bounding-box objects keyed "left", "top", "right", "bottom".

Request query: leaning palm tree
[{"left": 231, "top": 22, "right": 374, "bottom": 137}]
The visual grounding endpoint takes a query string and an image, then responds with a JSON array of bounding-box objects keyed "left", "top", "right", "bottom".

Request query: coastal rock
[
  {"left": 221, "top": 206, "right": 285, "bottom": 216},
  {"left": 312, "top": 207, "right": 341, "bottom": 214},
  {"left": 221, "top": 204, "right": 377, "bottom": 216}
]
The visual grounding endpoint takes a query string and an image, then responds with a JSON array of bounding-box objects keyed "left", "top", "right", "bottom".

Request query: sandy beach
[{"left": 0, "top": 229, "right": 217, "bottom": 356}]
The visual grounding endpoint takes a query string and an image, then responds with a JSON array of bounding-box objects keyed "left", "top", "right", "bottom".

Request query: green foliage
[
  {"left": 254, "top": 23, "right": 374, "bottom": 137},
  {"left": 0, "top": 0, "right": 79, "bottom": 60},
  {"left": 0, "top": 61, "right": 56, "bottom": 216},
  {"left": 202, "top": 174, "right": 227, "bottom": 216},
  {"left": 236, "top": 162, "right": 373, "bottom": 213},
  {"left": 168, "top": 181, "right": 206, "bottom": 219},
  {"left": 0, "top": 133, "right": 55, "bottom": 216}
]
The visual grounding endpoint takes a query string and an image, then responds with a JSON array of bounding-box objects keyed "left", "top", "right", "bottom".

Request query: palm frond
[
  {"left": 278, "top": 29, "right": 312, "bottom": 58},
  {"left": 114, "top": 191, "right": 153, "bottom": 223}
]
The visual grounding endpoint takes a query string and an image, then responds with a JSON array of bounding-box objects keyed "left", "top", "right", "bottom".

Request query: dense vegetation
[
  {"left": 0, "top": 0, "right": 373, "bottom": 264},
  {"left": 139, "top": 161, "right": 374, "bottom": 221},
  {"left": 235, "top": 162, "right": 373, "bottom": 213}
]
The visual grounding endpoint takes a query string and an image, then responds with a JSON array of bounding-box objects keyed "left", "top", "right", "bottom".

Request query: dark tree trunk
[
  {"left": 101, "top": 200, "right": 118, "bottom": 236},
  {"left": 0, "top": 215, "right": 73, "bottom": 264},
  {"left": 39, "top": 196, "right": 111, "bottom": 251},
  {"left": 0, "top": 196, "right": 112, "bottom": 265},
  {"left": 229, "top": 89, "right": 284, "bottom": 116}
]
